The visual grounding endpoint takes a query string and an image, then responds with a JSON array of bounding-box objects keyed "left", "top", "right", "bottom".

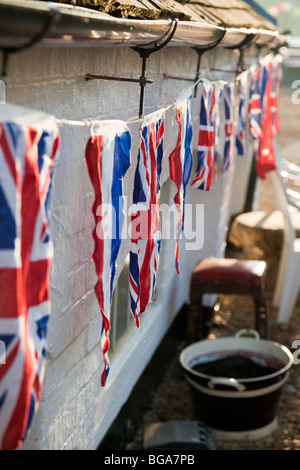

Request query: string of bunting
[
  {"left": 0, "top": 51, "right": 283, "bottom": 451},
  {"left": 83, "top": 52, "right": 283, "bottom": 387}
]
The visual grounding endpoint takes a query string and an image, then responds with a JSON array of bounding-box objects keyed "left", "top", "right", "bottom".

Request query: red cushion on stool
[{"left": 191, "top": 257, "right": 267, "bottom": 288}]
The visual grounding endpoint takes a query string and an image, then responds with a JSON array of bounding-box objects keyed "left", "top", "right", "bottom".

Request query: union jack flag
[
  {"left": 223, "top": 83, "right": 234, "bottom": 171},
  {"left": 213, "top": 84, "right": 223, "bottom": 177},
  {"left": 85, "top": 121, "right": 131, "bottom": 387},
  {"left": 248, "top": 63, "right": 268, "bottom": 161},
  {"left": 270, "top": 55, "right": 283, "bottom": 135},
  {"left": 249, "top": 65, "right": 262, "bottom": 158},
  {"left": 191, "top": 83, "right": 215, "bottom": 191},
  {"left": 169, "top": 95, "right": 193, "bottom": 275},
  {"left": 129, "top": 111, "right": 164, "bottom": 327},
  {"left": 0, "top": 117, "right": 60, "bottom": 450},
  {"left": 236, "top": 77, "right": 246, "bottom": 156},
  {"left": 257, "top": 58, "right": 277, "bottom": 179}
]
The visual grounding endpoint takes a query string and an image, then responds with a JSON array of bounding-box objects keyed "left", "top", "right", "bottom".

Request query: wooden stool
[{"left": 189, "top": 257, "right": 268, "bottom": 340}]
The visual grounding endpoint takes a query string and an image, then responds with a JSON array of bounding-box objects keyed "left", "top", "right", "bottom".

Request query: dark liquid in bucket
[{"left": 191, "top": 350, "right": 284, "bottom": 379}]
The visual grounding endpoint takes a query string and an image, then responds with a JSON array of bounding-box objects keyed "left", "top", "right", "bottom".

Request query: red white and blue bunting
[{"left": 0, "top": 53, "right": 283, "bottom": 450}]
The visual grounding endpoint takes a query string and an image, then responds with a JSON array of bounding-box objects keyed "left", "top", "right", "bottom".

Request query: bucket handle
[
  {"left": 235, "top": 328, "right": 260, "bottom": 340},
  {"left": 208, "top": 377, "right": 246, "bottom": 392}
]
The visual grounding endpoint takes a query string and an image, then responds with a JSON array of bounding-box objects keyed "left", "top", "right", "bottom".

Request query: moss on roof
[
  {"left": 184, "top": 0, "right": 279, "bottom": 31},
  {"left": 32, "top": 0, "right": 280, "bottom": 31},
  {"left": 41, "top": 0, "right": 192, "bottom": 20}
]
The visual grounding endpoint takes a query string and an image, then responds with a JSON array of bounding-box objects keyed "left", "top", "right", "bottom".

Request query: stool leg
[
  {"left": 185, "top": 303, "right": 200, "bottom": 341},
  {"left": 187, "top": 292, "right": 205, "bottom": 341},
  {"left": 195, "top": 293, "right": 214, "bottom": 340},
  {"left": 202, "top": 304, "right": 214, "bottom": 339},
  {"left": 254, "top": 292, "right": 268, "bottom": 339}
]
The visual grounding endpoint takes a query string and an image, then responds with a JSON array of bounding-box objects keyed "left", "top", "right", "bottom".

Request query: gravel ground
[
  {"left": 125, "top": 294, "right": 300, "bottom": 450},
  {"left": 125, "top": 87, "right": 300, "bottom": 451}
]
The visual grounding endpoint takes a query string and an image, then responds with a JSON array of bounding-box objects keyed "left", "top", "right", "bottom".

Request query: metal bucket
[{"left": 179, "top": 329, "right": 294, "bottom": 440}]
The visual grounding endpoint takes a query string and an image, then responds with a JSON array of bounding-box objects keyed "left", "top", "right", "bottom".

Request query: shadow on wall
[{"left": 97, "top": 305, "right": 190, "bottom": 451}]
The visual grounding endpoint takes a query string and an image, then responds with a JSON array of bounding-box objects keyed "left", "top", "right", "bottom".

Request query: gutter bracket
[
  {"left": 163, "top": 28, "right": 226, "bottom": 97},
  {"left": 192, "top": 28, "right": 226, "bottom": 97},
  {"left": 226, "top": 33, "right": 257, "bottom": 76},
  {"left": 225, "top": 32, "right": 257, "bottom": 51},
  {"left": 0, "top": 6, "right": 58, "bottom": 82},
  {"left": 86, "top": 19, "right": 178, "bottom": 120}
]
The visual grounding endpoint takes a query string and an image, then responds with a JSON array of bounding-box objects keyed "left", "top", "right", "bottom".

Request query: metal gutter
[{"left": 0, "top": 0, "right": 286, "bottom": 51}]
